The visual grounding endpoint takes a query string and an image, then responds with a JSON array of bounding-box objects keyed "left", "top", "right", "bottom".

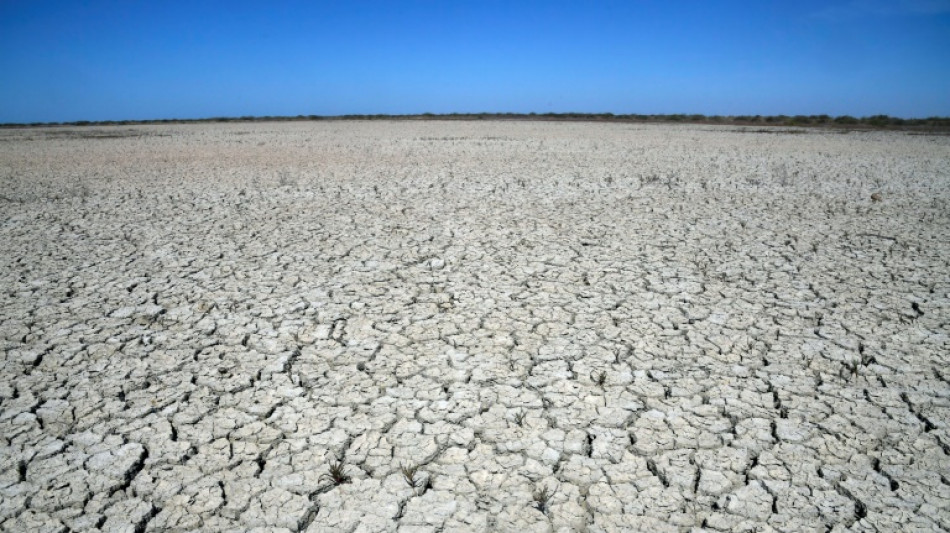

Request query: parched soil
[{"left": 1, "top": 121, "right": 948, "bottom": 532}]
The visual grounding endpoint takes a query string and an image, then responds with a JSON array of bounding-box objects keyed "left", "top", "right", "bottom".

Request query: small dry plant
[
  {"left": 513, "top": 409, "right": 527, "bottom": 426},
  {"left": 320, "top": 458, "right": 351, "bottom": 486},
  {"left": 531, "top": 482, "right": 558, "bottom": 514},
  {"left": 401, "top": 462, "right": 422, "bottom": 488},
  {"left": 590, "top": 370, "right": 607, "bottom": 387}
]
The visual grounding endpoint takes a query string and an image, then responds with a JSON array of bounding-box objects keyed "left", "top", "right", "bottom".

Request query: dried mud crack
[{"left": 1, "top": 121, "right": 948, "bottom": 531}]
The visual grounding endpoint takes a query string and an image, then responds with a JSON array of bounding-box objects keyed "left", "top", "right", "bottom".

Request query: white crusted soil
[{"left": 1, "top": 121, "right": 948, "bottom": 532}]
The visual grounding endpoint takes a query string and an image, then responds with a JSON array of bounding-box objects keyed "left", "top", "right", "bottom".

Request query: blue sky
[{"left": 1, "top": 0, "right": 949, "bottom": 122}]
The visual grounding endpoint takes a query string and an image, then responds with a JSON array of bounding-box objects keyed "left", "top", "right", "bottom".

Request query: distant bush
[{"left": 866, "top": 115, "right": 894, "bottom": 127}]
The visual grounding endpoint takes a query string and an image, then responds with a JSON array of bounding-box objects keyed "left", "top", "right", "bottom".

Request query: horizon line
[{"left": 3, "top": 112, "right": 950, "bottom": 129}]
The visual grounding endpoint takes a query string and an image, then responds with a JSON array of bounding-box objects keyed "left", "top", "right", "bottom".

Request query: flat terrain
[{"left": 1, "top": 121, "right": 948, "bottom": 532}]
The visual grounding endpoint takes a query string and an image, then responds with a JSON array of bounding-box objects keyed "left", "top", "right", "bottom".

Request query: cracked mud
[{"left": 1, "top": 121, "right": 948, "bottom": 532}]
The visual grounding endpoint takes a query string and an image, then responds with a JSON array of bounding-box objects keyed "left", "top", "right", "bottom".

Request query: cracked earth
[{"left": 1, "top": 121, "right": 949, "bottom": 532}]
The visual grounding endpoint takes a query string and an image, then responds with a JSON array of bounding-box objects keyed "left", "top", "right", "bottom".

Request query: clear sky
[{"left": 1, "top": 0, "right": 949, "bottom": 122}]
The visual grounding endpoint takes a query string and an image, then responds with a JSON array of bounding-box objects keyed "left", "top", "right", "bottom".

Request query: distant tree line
[{"left": 3, "top": 113, "right": 949, "bottom": 130}]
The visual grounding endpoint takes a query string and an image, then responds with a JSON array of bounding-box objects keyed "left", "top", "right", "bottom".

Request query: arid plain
[{"left": 1, "top": 121, "right": 948, "bottom": 532}]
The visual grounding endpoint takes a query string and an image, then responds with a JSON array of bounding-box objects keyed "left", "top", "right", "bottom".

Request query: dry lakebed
[{"left": 0, "top": 121, "right": 948, "bottom": 532}]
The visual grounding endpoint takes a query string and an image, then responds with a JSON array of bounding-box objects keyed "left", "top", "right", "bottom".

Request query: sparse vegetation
[
  {"left": 591, "top": 370, "right": 607, "bottom": 387},
  {"left": 530, "top": 482, "right": 558, "bottom": 514},
  {"left": 400, "top": 462, "right": 423, "bottom": 488},
  {"left": 5, "top": 113, "right": 949, "bottom": 131},
  {"left": 320, "top": 458, "right": 351, "bottom": 486},
  {"left": 513, "top": 409, "right": 527, "bottom": 426}
]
